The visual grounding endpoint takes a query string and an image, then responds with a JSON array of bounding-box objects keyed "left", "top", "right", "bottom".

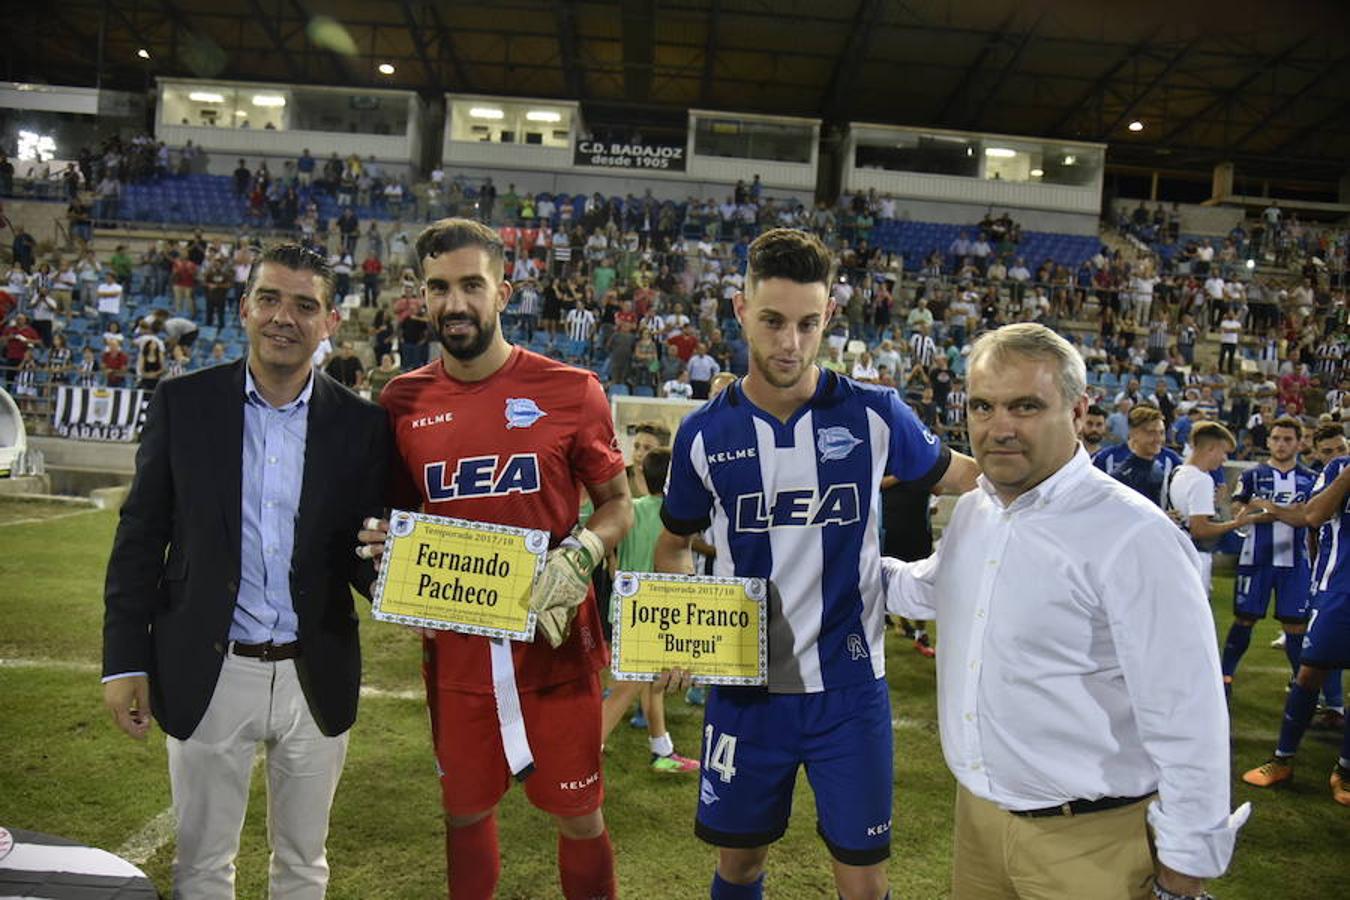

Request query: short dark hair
[
  {"left": 745, "top": 228, "right": 835, "bottom": 296},
  {"left": 415, "top": 217, "right": 504, "bottom": 280},
  {"left": 634, "top": 420, "right": 672, "bottom": 446},
  {"left": 1086, "top": 403, "right": 1107, "bottom": 418},
  {"left": 1312, "top": 423, "right": 1344, "bottom": 444},
  {"left": 1270, "top": 415, "right": 1303, "bottom": 438},
  {"left": 642, "top": 448, "right": 672, "bottom": 496},
  {"left": 244, "top": 242, "right": 337, "bottom": 307},
  {"left": 1190, "top": 421, "right": 1236, "bottom": 450}
]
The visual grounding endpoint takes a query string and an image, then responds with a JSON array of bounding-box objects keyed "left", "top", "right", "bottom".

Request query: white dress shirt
[{"left": 885, "top": 447, "right": 1248, "bottom": 878}]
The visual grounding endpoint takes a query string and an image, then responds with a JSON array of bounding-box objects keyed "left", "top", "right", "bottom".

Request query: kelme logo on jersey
[
  {"left": 734, "top": 485, "right": 861, "bottom": 531},
  {"left": 424, "top": 454, "right": 542, "bottom": 501},
  {"left": 816, "top": 426, "right": 862, "bottom": 462},
  {"left": 505, "top": 397, "right": 547, "bottom": 429}
]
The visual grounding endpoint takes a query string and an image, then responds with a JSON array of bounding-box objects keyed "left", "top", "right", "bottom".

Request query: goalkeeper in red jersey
[{"left": 360, "top": 218, "right": 632, "bottom": 899}]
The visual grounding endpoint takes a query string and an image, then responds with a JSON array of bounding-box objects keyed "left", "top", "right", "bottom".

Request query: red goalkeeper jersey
[{"left": 380, "top": 347, "right": 625, "bottom": 692}]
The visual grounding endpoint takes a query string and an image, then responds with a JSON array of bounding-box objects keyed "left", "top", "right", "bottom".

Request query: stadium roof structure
[{"left": 11, "top": 0, "right": 1350, "bottom": 191}]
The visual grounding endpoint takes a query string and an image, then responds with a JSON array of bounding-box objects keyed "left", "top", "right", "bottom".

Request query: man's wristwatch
[{"left": 1152, "top": 879, "right": 1214, "bottom": 900}]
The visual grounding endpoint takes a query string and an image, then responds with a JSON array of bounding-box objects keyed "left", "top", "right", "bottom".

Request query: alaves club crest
[
  {"left": 505, "top": 397, "right": 547, "bottom": 429},
  {"left": 817, "top": 426, "right": 862, "bottom": 462}
]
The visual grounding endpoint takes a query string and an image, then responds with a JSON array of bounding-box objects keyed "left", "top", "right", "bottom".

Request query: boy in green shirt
[{"left": 603, "top": 447, "right": 700, "bottom": 773}]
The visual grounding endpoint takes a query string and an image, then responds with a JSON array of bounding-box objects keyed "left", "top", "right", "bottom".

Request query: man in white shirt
[
  {"left": 661, "top": 368, "right": 693, "bottom": 400},
  {"left": 685, "top": 343, "right": 720, "bottom": 400},
  {"left": 882, "top": 323, "right": 1248, "bottom": 900},
  {"left": 1169, "top": 422, "right": 1253, "bottom": 594},
  {"left": 95, "top": 268, "right": 124, "bottom": 317},
  {"left": 1218, "top": 313, "right": 1242, "bottom": 374}
]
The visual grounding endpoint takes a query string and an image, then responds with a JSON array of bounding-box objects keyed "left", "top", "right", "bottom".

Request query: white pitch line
[
  {"left": 116, "top": 806, "right": 176, "bottom": 866},
  {"left": 0, "top": 657, "right": 99, "bottom": 673},
  {"left": 892, "top": 716, "right": 935, "bottom": 732},
  {"left": 360, "top": 685, "right": 422, "bottom": 701},
  {"left": 0, "top": 507, "right": 103, "bottom": 528}
]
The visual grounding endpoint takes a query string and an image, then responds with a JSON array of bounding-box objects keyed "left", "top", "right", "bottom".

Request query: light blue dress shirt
[{"left": 230, "top": 367, "right": 313, "bottom": 644}]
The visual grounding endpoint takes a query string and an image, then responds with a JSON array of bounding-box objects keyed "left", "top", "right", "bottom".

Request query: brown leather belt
[
  {"left": 230, "top": 640, "right": 301, "bottom": 662},
  {"left": 1009, "top": 793, "right": 1150, "bottom": 818}
]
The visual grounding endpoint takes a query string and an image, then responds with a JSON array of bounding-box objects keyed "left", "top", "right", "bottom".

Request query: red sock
[
  {"left": 446, "top": 815, "right": 500, "bottom": 900},
  {"left": 558, "top": 829, "right": 617, "bottom": 900}
]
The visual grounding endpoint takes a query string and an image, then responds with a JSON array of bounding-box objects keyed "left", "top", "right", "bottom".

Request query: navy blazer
[{"left": 103, "top": 359, "right": 391, "bottom": 739}]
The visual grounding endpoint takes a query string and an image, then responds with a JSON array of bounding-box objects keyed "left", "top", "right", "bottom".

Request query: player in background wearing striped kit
[
  {"left": 1222, "top": 417, "right": 1318, "bottom": 699},
  {"left": 1242, "top": 439, "right": 1350, "bottom": 805}
]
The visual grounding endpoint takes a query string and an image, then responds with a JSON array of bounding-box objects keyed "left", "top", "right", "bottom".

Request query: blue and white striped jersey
[
  {"left": 1311, "top": 456, "right": 1350, "bottom": 593},
  {"left": 661, "top": 371, "right": 948, "bottom": 693},
  {"left": 1092, "top": 443, "right": 1183, "bottom": 508},
  {"left": 1233, "top": 462, "right": 1317, "bottom": 568}
]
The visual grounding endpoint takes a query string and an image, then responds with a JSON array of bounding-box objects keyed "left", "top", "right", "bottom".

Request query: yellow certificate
[
  {"left": 371, "top": 509, "right": 550, "bottom": 641},
  {"left": 610, "top": 572, "right": 767, "bottom": 686}
]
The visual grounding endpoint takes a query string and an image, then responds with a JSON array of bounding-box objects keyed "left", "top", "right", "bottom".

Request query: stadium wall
[
  {"left": 158, "top": 126, "right": 420, "bottom": 181},
  {"left": 3, "top": 198, "right": 73, "bottom": 247},
  {"left": 887, "top": 199, "right": 1099, "bottom": 236},
  {"left": 432, "top": 162, "right": 815, "bottom": 207},
  {"left": 1109, "top": 199, "right": 1244, "bottom": 237}
]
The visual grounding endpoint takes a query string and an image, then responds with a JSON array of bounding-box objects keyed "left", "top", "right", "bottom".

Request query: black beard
[{"left": 436, "top": 314, "right": 497, "bottom": 361}]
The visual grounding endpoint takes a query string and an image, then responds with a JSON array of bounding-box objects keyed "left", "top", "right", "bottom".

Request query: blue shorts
[
  {"left": 694, "top": 677, "right": 894, "bottom": 865},
  {"left": 1301, "top": 590, "right": 1350, "bottom": 669},
  {"left": 1234, "top": 564, "right": 1311, "bottom": 623}
]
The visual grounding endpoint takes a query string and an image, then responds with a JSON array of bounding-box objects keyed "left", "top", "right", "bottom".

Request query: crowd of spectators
[{"left": 4, "top": 140, "right": 1348, "bottom": 463}]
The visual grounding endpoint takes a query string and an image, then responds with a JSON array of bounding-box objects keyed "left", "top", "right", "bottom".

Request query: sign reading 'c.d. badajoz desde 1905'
[{"left": 574, "top": 139, "right": 687, "bottom": 171}]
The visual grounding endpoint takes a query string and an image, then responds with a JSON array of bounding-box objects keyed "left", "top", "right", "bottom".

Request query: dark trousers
[{"left": 205, "top": 293, "right": 228, "bottom": 328}]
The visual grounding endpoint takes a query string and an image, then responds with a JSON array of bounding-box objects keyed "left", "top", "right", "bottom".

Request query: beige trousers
[
  {"left": 951, "top": 786, "right": 1155, "bottom": 900},
  {"left": 166, "top": 651, "right": 348, "bottom": 899}
]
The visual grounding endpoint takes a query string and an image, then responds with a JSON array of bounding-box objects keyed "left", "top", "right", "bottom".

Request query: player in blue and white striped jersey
[
  {"left": 653, "top": 229, "right": 978, "bottom": 900},
  {"left": 1092, "top": 405, "right": 1182, "bottom": 508},
  {"left": 1241, "top": 447, "right": 1350, "bottom": 804},
  {"left": 1303, "top": 423, "right": 1347, "bottom": 730},
  {"left": 1221, "top": 417, "right": 1318, "bottom": 697}
]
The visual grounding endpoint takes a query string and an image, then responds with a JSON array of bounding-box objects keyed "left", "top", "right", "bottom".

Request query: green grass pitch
[{"left": 0, "top": 498, "right": 1340, "bottom": 897}]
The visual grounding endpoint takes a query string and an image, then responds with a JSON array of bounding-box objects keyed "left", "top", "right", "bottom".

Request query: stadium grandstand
[{"left": 2, "top": 1, "right": 1348, "bottom": 897}]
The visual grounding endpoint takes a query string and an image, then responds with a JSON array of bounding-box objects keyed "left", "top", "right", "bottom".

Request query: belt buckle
[{"left": 258, "top": 642, "right": 276, "bottom": 662}]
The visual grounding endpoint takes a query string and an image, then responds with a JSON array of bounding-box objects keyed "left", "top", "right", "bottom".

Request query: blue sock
[
  {"left": 1276, "top": 682, "right": 1320, "bottom": 757},
  {"left": 711, "top": 872, "right": 763, "bottom": 900},
  {"left": 1283, "top": 631, "right": 1303, "bottom": 675},
  {"left": 1221, "top": 623, "right": 1253, "bottom": 678},
  {"left": 1322, "top": 670, "right": 1344, "bottom": 710}
]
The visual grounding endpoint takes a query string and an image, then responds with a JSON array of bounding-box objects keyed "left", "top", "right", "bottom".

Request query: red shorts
[{"left": 427, "top": 672, "right": 604, "bottom": 818}]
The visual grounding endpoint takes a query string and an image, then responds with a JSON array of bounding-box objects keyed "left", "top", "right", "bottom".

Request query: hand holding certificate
[
  {"left": 369, "top": 510, "right": 550, "bottom": 642},
  {"left": 610, "top": 572, "right": 767, "bottom": 686}
]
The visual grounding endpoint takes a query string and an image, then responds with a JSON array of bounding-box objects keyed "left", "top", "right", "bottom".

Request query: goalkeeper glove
[{"left": 530, "top": 527, "right": 605, "bottom": 648}]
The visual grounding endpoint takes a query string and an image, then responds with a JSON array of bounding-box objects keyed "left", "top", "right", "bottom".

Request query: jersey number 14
[{"left": 703, "top": 726, "right": 738, "bottom": 784}]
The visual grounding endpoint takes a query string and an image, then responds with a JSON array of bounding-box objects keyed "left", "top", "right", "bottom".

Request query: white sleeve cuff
[
  {"left": 880, "top": 556, "right": 937, "bottom": 620},
  {"left": 101, "top": 671, "right": 148, "bottom": 683},
  {"left": 1148, "top": 800, "right": 1251, "bottom": 879}
]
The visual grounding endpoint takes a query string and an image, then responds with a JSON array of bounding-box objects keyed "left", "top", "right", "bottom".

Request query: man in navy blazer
[{"left": 103, "top": 242, "right": 390, "bottom": 898}]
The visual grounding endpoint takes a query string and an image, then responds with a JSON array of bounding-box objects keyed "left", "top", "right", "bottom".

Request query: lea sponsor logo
[{"left": 424, "top": 454, "right": 541, "bottom": 502}]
